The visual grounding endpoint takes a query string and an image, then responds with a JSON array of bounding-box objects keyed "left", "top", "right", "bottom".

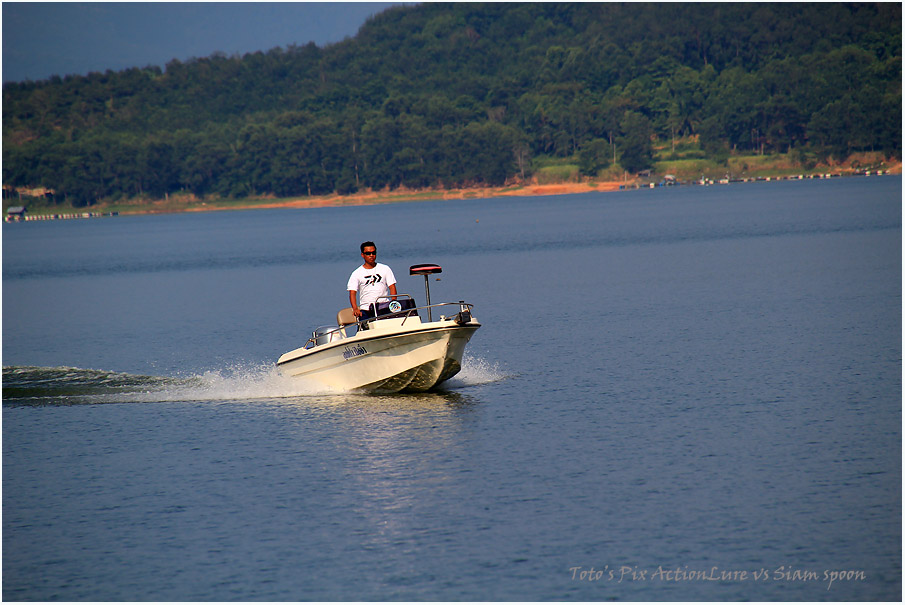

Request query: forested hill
[{"left": 3, "top": 3, "right": 901, "bottom": 206}]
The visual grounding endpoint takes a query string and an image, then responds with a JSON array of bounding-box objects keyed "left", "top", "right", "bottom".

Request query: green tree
[
  {"left": 578, "top": 138, "right": 612, "bottom": 176},
  {"left": 617, "top": 110, "right": 654, "bottom": 174}
]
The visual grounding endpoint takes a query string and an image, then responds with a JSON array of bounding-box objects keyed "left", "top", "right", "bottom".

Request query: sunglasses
[{"left": 363, "top": 251, "right": 377, "bottom": 255}]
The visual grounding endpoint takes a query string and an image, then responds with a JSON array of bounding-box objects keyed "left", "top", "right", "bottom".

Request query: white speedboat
[{"left": 277, "top": 264, "right": 481, "bottom": 393}]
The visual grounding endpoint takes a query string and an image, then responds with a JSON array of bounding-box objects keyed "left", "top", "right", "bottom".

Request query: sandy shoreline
[
  {"left": 111, "top": 158, "right": 905, "bottom": 216},
  {"left": 178, "top": 181, "right": 623, "bottom": 214},
  {"left": 120, "top": 154, "right": 902, "bottom": 215},
  {"left": 5, "top": 180, "right": 630, "bottom": 219},
  {"left": 9, "top": 160, "right": 900, "bottom": 218}
]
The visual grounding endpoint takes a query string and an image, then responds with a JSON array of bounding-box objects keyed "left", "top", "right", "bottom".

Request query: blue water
[{"left": 3, "top": 177, "right": 901, "bottom": 600}]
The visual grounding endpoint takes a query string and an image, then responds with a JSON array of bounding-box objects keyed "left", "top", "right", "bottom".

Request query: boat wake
[{"left": 2, "top": 356, "right": 509, "bottom": 406}]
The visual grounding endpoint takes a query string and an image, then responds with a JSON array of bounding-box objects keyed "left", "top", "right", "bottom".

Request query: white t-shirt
[{"left": 347, "top": 263, "right": 397, "bottom": 309}]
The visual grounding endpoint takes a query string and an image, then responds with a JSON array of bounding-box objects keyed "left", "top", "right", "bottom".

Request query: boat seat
[{"left": 337, "top": 307, "right": 357, "bottom": 327}]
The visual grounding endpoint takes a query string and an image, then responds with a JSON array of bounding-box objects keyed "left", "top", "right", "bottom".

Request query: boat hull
[{"left": 277, "top": 317, "right": 480, "bottom": 393}]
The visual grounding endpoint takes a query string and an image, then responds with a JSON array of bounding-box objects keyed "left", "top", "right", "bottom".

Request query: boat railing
[
  {"left": 302, "top": 298, "right": 475, "bottom": 350},
  {"left": 361, "top": 300, "right": 474, "bottom": 328}
]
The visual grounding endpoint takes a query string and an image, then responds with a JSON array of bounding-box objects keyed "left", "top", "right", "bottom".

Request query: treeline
[{"left": 3, "top": 3, "right": 901, "bottom": 206}]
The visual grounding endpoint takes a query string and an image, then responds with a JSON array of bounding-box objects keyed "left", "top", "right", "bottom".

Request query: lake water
[{"left": 3, "top": 177, "right": 901, "bottom": 601}]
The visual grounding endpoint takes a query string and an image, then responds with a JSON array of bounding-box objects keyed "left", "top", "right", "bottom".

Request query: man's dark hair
[{"left": 360, "top": 241, "right": 376, "bottom": 253}]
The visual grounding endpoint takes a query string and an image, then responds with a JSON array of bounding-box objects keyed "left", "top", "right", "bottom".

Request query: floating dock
[{"left": 5, "top": 211, "right": 118, "bottom": 223}]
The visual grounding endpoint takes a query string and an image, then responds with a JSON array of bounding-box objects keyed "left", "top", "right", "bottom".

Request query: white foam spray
[
  {"left": 114, "top": 363, "right": 338, "bottom": 403},
  {"left": 444, "top": 355, "right": 511, "bottom": 389},
  {"left": 86, "top": 354, "right": 510, "bottom": 404}
]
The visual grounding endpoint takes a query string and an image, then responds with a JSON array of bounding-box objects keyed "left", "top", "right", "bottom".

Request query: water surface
[{"left": 3, "top": 177, "right": 901, "bottom": 600}]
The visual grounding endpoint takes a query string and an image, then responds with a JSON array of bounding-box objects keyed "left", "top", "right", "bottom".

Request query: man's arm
[{"left": 349, "top": 290, "right": 361, "bottom": 317}]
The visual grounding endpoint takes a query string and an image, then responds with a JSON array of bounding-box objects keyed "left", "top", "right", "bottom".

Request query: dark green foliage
[
  {"left": 617, "top": 111, "right": 655, "bottom": 173},
  {"left": 2, "top": 3, "right": 900, "bottom": 205},
  {"left": 578, "top": 139, "right": 612, "bottom": 176}
]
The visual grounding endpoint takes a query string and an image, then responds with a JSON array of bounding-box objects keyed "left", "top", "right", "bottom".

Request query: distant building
[{"left": 5, "top": 206, "right": 27, "bottom": 221}]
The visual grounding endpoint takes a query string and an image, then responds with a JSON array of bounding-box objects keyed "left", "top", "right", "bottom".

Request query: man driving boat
[{"left": 347, "top": 241, "right": 397, "bottom": 319}]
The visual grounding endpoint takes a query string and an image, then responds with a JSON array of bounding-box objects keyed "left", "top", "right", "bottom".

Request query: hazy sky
[{"left": 2, "top": 2, "right": 407, "bottom": 83}]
